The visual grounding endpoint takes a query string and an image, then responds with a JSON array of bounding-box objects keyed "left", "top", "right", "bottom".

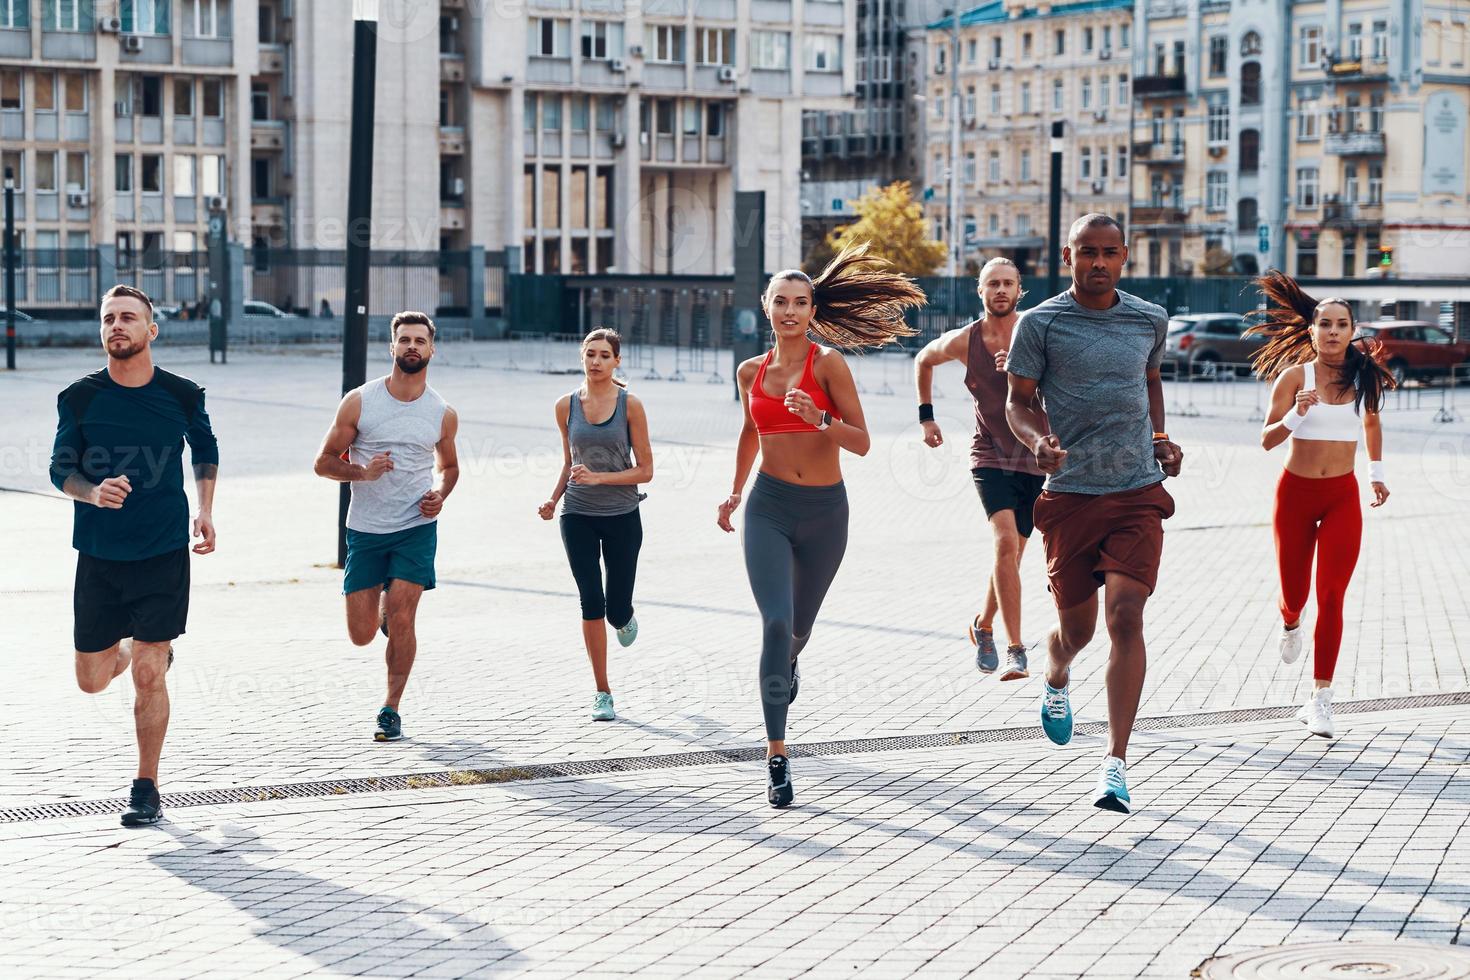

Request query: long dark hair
[
  {"left": 1246, "top": 270, "right": 1393, "bottom": 413},
  {"left": 763, "top": 242, "right": 924, "bottom": 349},
  {"left": 582, "top": 328, "right": 627, "bottom": 388}
]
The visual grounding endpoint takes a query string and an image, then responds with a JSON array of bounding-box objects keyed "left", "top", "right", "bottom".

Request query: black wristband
[{"left": 918, "top": 403, "right": 935, "bottom": 423}]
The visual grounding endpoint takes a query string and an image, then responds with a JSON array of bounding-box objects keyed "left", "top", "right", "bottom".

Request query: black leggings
[
  {"left": 742, "top": 473, "right": 849, "bottom": 742},
  {"left": 559, "top": 509, "right": 643, "bottom": 627}
]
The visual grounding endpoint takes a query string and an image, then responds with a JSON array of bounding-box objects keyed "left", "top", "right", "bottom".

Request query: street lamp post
[{"left": 4, "top": 168, "right": 16, "bottom": 370}]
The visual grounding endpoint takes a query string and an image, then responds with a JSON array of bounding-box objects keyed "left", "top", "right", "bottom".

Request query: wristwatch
[{"left": 815, "top": 410, "right": 832, "bottom": 431}]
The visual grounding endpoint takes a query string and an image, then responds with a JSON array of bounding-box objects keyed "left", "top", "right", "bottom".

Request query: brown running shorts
[{"left": 1031, "top": 481, "right": 1176, "bottom": 610}]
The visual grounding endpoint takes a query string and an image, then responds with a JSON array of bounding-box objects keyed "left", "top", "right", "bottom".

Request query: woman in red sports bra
[{"left": 716, "top": 243, "right": 925, "bottom": 808}]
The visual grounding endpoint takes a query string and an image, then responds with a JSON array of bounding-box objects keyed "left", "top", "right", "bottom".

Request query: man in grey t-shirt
[{"left": 1004, "top": 214, "right": 1184, "bottom": 816}]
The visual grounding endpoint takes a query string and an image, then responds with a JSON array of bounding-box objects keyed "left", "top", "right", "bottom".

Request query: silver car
[{"left": 1163, "top": 313, "right": 1264, "bottom": 376}]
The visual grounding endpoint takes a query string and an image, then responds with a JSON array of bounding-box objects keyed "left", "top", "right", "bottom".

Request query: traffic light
[{"left": 1379, "top": 245, "right": 1393, "bottom": 269}]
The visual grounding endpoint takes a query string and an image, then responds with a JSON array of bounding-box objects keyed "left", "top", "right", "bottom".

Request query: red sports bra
[{"left": 748, "top": 344, "right": 841, "bottom": 435}]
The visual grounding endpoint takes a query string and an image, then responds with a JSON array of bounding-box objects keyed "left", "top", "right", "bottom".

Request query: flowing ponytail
[
  {"left": 1247, "top": 269, "right": 1393, "bottom": 413},
  {"left": 764, "top": 242, "right": 924, "bottom": 350}
]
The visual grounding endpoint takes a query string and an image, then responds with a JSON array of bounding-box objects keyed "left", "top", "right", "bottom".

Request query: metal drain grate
[
  {"left": 4, "top": 691, "right": 1465, "bottom": 824},
  {"left": 1196, "top": 939, "right": 1470, "bottom": 977}
]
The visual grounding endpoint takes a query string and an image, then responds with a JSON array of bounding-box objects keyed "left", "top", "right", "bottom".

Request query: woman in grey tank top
[{"left": 539, "top": 329, "right": 654, "bottom": 722}]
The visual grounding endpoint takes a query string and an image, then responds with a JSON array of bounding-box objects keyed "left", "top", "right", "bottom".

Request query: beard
[
  {"left": 984, "top": 297, "right": 1016, "bottom": 317},
  {"left": 107, "top": 337, "right": 144, "bottom": 360},
  {"left": 395, "top": 354, "right": 430, "bottom": 374}
]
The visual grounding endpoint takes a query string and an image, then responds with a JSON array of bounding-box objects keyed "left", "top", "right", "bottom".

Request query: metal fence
[
  {"left": 245, "top": 249, "right": 475, "bottom": 317},
  {"left": 1, "top": 248, "right": 99, "bottom": 306}
]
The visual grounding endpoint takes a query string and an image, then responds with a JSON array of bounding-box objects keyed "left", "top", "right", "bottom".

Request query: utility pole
[
  {"left": 338, "top": 0, "right": 379, "bottom": 568},
  {"left": 1046, "top": 120, "right": 1064, "bottom": 298},
  {"left": 948, "top": 8, "right": 963, "bottom": 278},
  {"left": 4, "top": 168, "right": 15, "bottom": 370}
]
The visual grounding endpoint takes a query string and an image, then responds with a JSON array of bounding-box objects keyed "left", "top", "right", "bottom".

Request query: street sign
[
  {"left": 831, "top": 198, "right": 843, "bottom": 212},
  {"left": 1257, "top": 223, "right": 1270, "bottom": 255},
  {"left": 923, "top": 187, "right": 935, "bottom": 201}
]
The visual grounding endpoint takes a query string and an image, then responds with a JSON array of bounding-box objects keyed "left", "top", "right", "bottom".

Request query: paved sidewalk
[{"left": 2, "top": 346, "right": 1468, "bottom": 976}]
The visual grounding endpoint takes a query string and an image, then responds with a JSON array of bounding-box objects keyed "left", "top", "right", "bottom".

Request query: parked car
[
  {"left": 1354, "top": 321, "right": 1470, "bottom": 385},
  {"left": 0, "top": 308, "right": 35, "bottom": 323},
  {"left": 243, "top": 300, "right": 295, "bottom": 318},
  {"left": 1163, "top": 313, "right": 1264, "bottom": 376}
]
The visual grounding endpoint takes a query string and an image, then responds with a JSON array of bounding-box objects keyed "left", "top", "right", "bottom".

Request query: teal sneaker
[
  {"left": 1040, "top": 683, "right": 1073, "bottom": 745},
  {"left": 591, "top": 691, "right": 616, "bottom": 721},
  {"left": 374, "top": 705, "right": 403, "bottom": 742},
  {"left": 1093, "top": 756, "right": 1132, "bottom": 814},
  {"left": 615, "top": 615, "right": 638, "bottom": 648}
]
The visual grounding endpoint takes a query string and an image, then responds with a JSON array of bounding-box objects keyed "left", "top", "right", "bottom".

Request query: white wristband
[
  {"left": 1369, "top": 460, "right": 1385, "bottom": 484},
  {"left": 1282, "top": 409, "right": 1307, "bottom": 431}
]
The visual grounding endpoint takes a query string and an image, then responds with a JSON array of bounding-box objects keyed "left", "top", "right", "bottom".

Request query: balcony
[
  {"left": 251, "top": 199, "right": 287, "bottom": 228},
  {"left": 440, "top": 54, "right": 466, "bottom": 83},
  {"left": 1132, "top": 206, "right": 1187, "bottom": 226},
  {"left": 1325, "top": 58, "right": 1390, "bottom": 82},
  {"left": 1325, "top": 130, "right": 1385, "bottom": 155},
  {"left": 251, "top": 121, "right": 287, "bottom": 151},
  {"left": 1133, "top": 73, "right": 1186, "bottom": 98},
  {"left": 1322, "top": 200, "right": 1383, "bottom": 229},
  {"left": 258, "top": 46, "right": 286, "bottom": 74},
  {"left": 1133, "top": 140, "right": 1184, "bottom": 164},
  {"left": 439, "top": 127, "right": 466, "bottom": 155}
]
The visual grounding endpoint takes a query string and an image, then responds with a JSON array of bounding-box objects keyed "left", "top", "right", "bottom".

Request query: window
[
  {"left": 1296, "top": 230, "right": 1318, "bottom": 276},
  {"left": 1299, "top": 25, "right": 1321, "bottom": 67},
  {"left": 1207, "top": 171, "right": 1228, "bottom": 211},
  {"left": 1241, "top": 31, "right": 1262, "bottom": 56},
  {"left": 991, "top": 36, "right": 1001, "bottom": 61},
  {"left": 1172, "top": 39, "right": 1185, "bottom": 74},
  {"left": 1371, "top": 20, "right": 1387, "bottom": 61},
  {"left": 543, "top": 95, "right": 561, "bottom": 131},
  {"left": 989, "top": 84, "right": 1000, "bottom": 114},
  {"left": 1083, "top": 27, "right": 1093, "bottom": 53},
  {"left": 1023, "top": 33, "right": 1032, "bottom": 59},
  {"left": 1117, "top": 145, "right": 1127, "bottom": 178},
  {"left": 1296, "top": 167, "right": 1319, "bottom": 208},
  {"left": 1342, "top": 92, "right": 1361, "bottom": 132},
  {"left": 1099, "top": 75, "right": 1109, "bottom": 107},
  {"left": 646, "top": 24, "right": 685, "bottom": 64},
  {"left": 251, "top": 156, "right": 273, "bottom": 198},
  {"left": 1346, "top": 22, "right": 1363, "bottom": 60},
  {"left": 258, "top": 0, "right": 275, "bottom": 43},
  {"left": 200, "top": 154, "right": 222, "bottom": 195},
  {"left": 1209, "top": 35, "right": 1227, "bottom": 76},
  {"left": 988, "top": 150, "right": 1000, "bottom": 182},
  {"left": 62, "top": 150, "right": 86, "bottom": 192},
  {"left": 694, "top": 27, "right": 731, "bottom": 66},
  {"left": 1240, "top": 62, "right": 1261, "bottom": 105},
  {"left": 1020, "top": 82, "right": 1031, "bottom": 114},
  {"left": 533, "top": 18, "right": 571, "bottom": 58},
  {"left": 141, "top": 153, "right": 162, "bottom": 192},
  {"left": 121, "top": 0, "right": 170, "bottom": 35},
  {"left": 804, "top": 34, "right": 841, "bottom": 72},
  {"left": 46, "top": 0, "right": 93, "bottom": 31},
  {"left": 1054, "top": 29, "right": 1065, "bottom": 56},
  {"left": 1081, "top": 76, "right": 1091, "bottom": 109},
  {"left": 1297, "top": 96, "right": 1319, "bottom": 139},
  {"left": 1117, "top": 73, "right": 1128, "bottom": 102},
  {"left": 1080, "top": 147, "right": 1092, "bottom": 179},
  {"left": 35, "top": 72, "right": 55, "bottom": 112},
  {"left": 1237, "top": 197, "right": 1257, "bottom": 232},
  {"left": 0, "top": 0, "right": 27, "bottom": 28},
  {"left": 0, "top": 69, "right": 18, "bottom": 110},
  {"left": 114, "top": 154, "right": 131, "bottom": 192},
  {"left": 1427, "top": 20, "right": 1442, "bottom": 66},
  {"left": 571, "top": 95, "right": 589, "bottom": 132},
  {"left": 1239, "top": 129, "right": 1259, "bottom": 172},
  {"left": 706, "top": 103, "right": 724, "bottom": 137},
  {"left": 596, "top": 96, "right": 616, "bottom": 132},
  {"left": 1367, "top": 164, "right": 1382, "bottom": 204},
  {"left": 1020, "top": 149, "right": 1032, "bottom": 181},
  {"left": 1099, "top": 150, "right": 1108, "bottom": 178},
  {"left": 138, "top": 75, "right": 163, "bottom": 116},
  {"left": 1120, "top": 24, "right": 1130, "bottom": 49},
  {"left": 174, "top": 231, "right": 195, "bottom": 254},
  {"left": 1151, "top": 108, "right": 1165, "bottom": 144},
  {"left": 582, "top": 21, "right": 625, "bottom": 61},
  {"left": 966, "top": 39, "right": 976, "bottom": 64},
  {"left": 1368, "top": 93, "right": 1384, "bottom": 132},
  {"left": 1208, "top": 100, "right": 1229, "bottom": 143},
  {"left": 174, "top": 78, "right": 194, "bottom": 116},
  {"left": 964, "top": 86, "right": 974, "bottom": 120},
  {"left": 184, "top": 0, "right": 226, "bottom": 39},
  {"left": 173, "top": 154, "right": 194, "bottom": 196},
  {"left": 682, "top": 101, "right": 699, "bottom": 136},
  {"left": 251, "top": 81, "right": 270, "bottom": 121},
  {"left": 36, "top": 150, "right": 58, "bottom": 192},
  {"left": 751, "top": 31, "right": 789, "bottom": 70},
  {"left": 1052, "top": 78, "right": 1064, "bottom": 110},
  {"left": 988, "top": 213, "right": 999, "bottom": 234},
  {"left": 963, "top": 151, "right": 976, "bottom": 185},
  {"left": 1, "top": 149, "right": 21, "bottom": 190},
  {"left": 654, "top": 99, "right": 673, "bottom": 135},
  {"left": 1017, "top": 213, "right": 1030, "bottom": 236},
  {"left": 1152, "top": 42, "right": 1166, "bottom": 75},
  {"left": 1344, "top": 163, "right": 1359, "bottom": 203},
  {"left": 201, "top": 78, "right": 222, "bottom": 117}
]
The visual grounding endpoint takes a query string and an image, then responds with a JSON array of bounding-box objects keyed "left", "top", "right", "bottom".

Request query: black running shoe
[
  {"left": 375, "top": 705, "right": 403, "bottom": 742},
  {"left": 788, "top": 657, "right": 801, "bottom": 705},
  {"left": 767, "top": 755, "right": 794, "bottom": 808},
  {"left": 120, "top": 778, "right": 162, "bottom": 827}
]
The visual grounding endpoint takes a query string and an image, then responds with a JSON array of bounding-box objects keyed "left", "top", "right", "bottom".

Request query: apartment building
[
  {"left": 919, "top": 0, "right": 1134, "bottom": 277},
  {"left": 0, "top": 0, "right": 255, "bottom": 305},
  {"left": 1130, "top": 0, "right": 1470, "bottom": 279}
]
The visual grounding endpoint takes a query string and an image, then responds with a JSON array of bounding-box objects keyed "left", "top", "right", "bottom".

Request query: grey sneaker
[
  {"left": 969, "top": 617, "right": 999, "bottom": 673},
  {"left": 999, "top": 644, "right": 1029, "bottom": 681},
  {"left": 591, "top": 691, "right": 616, "bottom": 721}
]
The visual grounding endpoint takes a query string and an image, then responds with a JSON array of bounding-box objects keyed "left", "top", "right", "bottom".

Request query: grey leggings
[{"left": 742, "top": 472, "right": 849, "bottom": 742}]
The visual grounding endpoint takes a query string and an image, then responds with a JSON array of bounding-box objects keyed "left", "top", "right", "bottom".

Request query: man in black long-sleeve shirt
[{"left": 50, "top": 284, "right": 220, "bottom": 827}]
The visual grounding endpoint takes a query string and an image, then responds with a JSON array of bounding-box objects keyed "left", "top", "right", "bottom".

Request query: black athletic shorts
[
  {"left": 73, "top": 548, "right": 190, "bottom": 653},
  {"left": 972, "top": 466, "right": 1046, "bottom": 538}
]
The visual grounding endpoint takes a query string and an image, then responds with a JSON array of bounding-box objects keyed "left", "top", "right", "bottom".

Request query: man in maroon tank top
[{"left": 914, "top": 258, "right": 1046, "bottom": 680}]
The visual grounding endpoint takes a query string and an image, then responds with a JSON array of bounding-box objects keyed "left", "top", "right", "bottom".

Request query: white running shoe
[
  {"left": 1297, "top": 687, "right": 1335, "bottom": 739},
  {"left": 1279, "top": 624, "right": 1304, "bottom": 664}
]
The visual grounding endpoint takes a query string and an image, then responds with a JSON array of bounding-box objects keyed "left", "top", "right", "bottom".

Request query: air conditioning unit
[
  {"left": 628, "top": 44, "right": 644, "bottom": 57},
  {"left": 610, "top": 58, "right": 627, "bottom": 72},
  {"left": 1091, "top": 180, "right": 1105, "bottom": 193},
  {"left": 1093, "top": 109, "right": 1107, "bottom": 122},
  {"left": 1100, "top": 47, "right": 1112, "bottom": 60},
  {"left": 206, "top": 195, "right": 228, "bottom": 211},
  {"left": 610, "top": 131, "right": 626, "bottom": 148},
  {"left": 121, "top": 35, "right": 144, "bottom": 54},
  {"left": 717, "top": 66, "right": 736, "bottom": 82},
  {"left": 98, "top": 16, "right": 122, "bottom": 33},
  {"left": 450, "top": 177, "right": 465, "bottom": 197},
  {"left": 67, "top": 191, "right": 89, "bottom": 208}
]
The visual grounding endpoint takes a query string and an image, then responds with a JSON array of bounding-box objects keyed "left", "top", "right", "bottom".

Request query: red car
[{"left": 1353, "top": 320, "right": 1470, "bottom": 385}]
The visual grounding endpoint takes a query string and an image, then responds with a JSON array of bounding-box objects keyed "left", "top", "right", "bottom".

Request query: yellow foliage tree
[{"left": 821, "top": 181, "right": 949, "bottom": 278}]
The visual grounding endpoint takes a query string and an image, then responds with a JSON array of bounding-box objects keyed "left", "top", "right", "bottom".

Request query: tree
[{"left": 821, "top": 181, "right": 949, "bottom": 278}]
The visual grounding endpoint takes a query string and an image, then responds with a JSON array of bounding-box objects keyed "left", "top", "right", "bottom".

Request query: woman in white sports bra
[{"left": 1250, "top": 271, "right": 1394, "bottom": 739}]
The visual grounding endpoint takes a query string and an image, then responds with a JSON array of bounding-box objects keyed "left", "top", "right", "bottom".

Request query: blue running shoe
[
  {"left": 1040, "top": 683, "right": 1073, "bottom": 745},
  {"left": 591, "top": 691, "right": 616, "bottom": 721},
  {"left": 615, "top": 615, "right": 638, "bottom": 648},
  {"left": 969, "top": 617, "right": 999, "bottom": 674},
  {"left": 1093, "top": 756, "right": 1132, "bottom": 814},
  {"left": 374, "top": 705, "right": 403, "bottom": 742}
]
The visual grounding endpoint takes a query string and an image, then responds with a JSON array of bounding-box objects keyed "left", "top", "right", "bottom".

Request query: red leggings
[{"left": 1274, "top": 470, "right": 1362, "bottom": 682}]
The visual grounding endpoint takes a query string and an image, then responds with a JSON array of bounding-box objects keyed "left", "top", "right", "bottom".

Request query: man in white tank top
[{"left": 313, "top": 312, "right": 460, "bottom": 742}]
